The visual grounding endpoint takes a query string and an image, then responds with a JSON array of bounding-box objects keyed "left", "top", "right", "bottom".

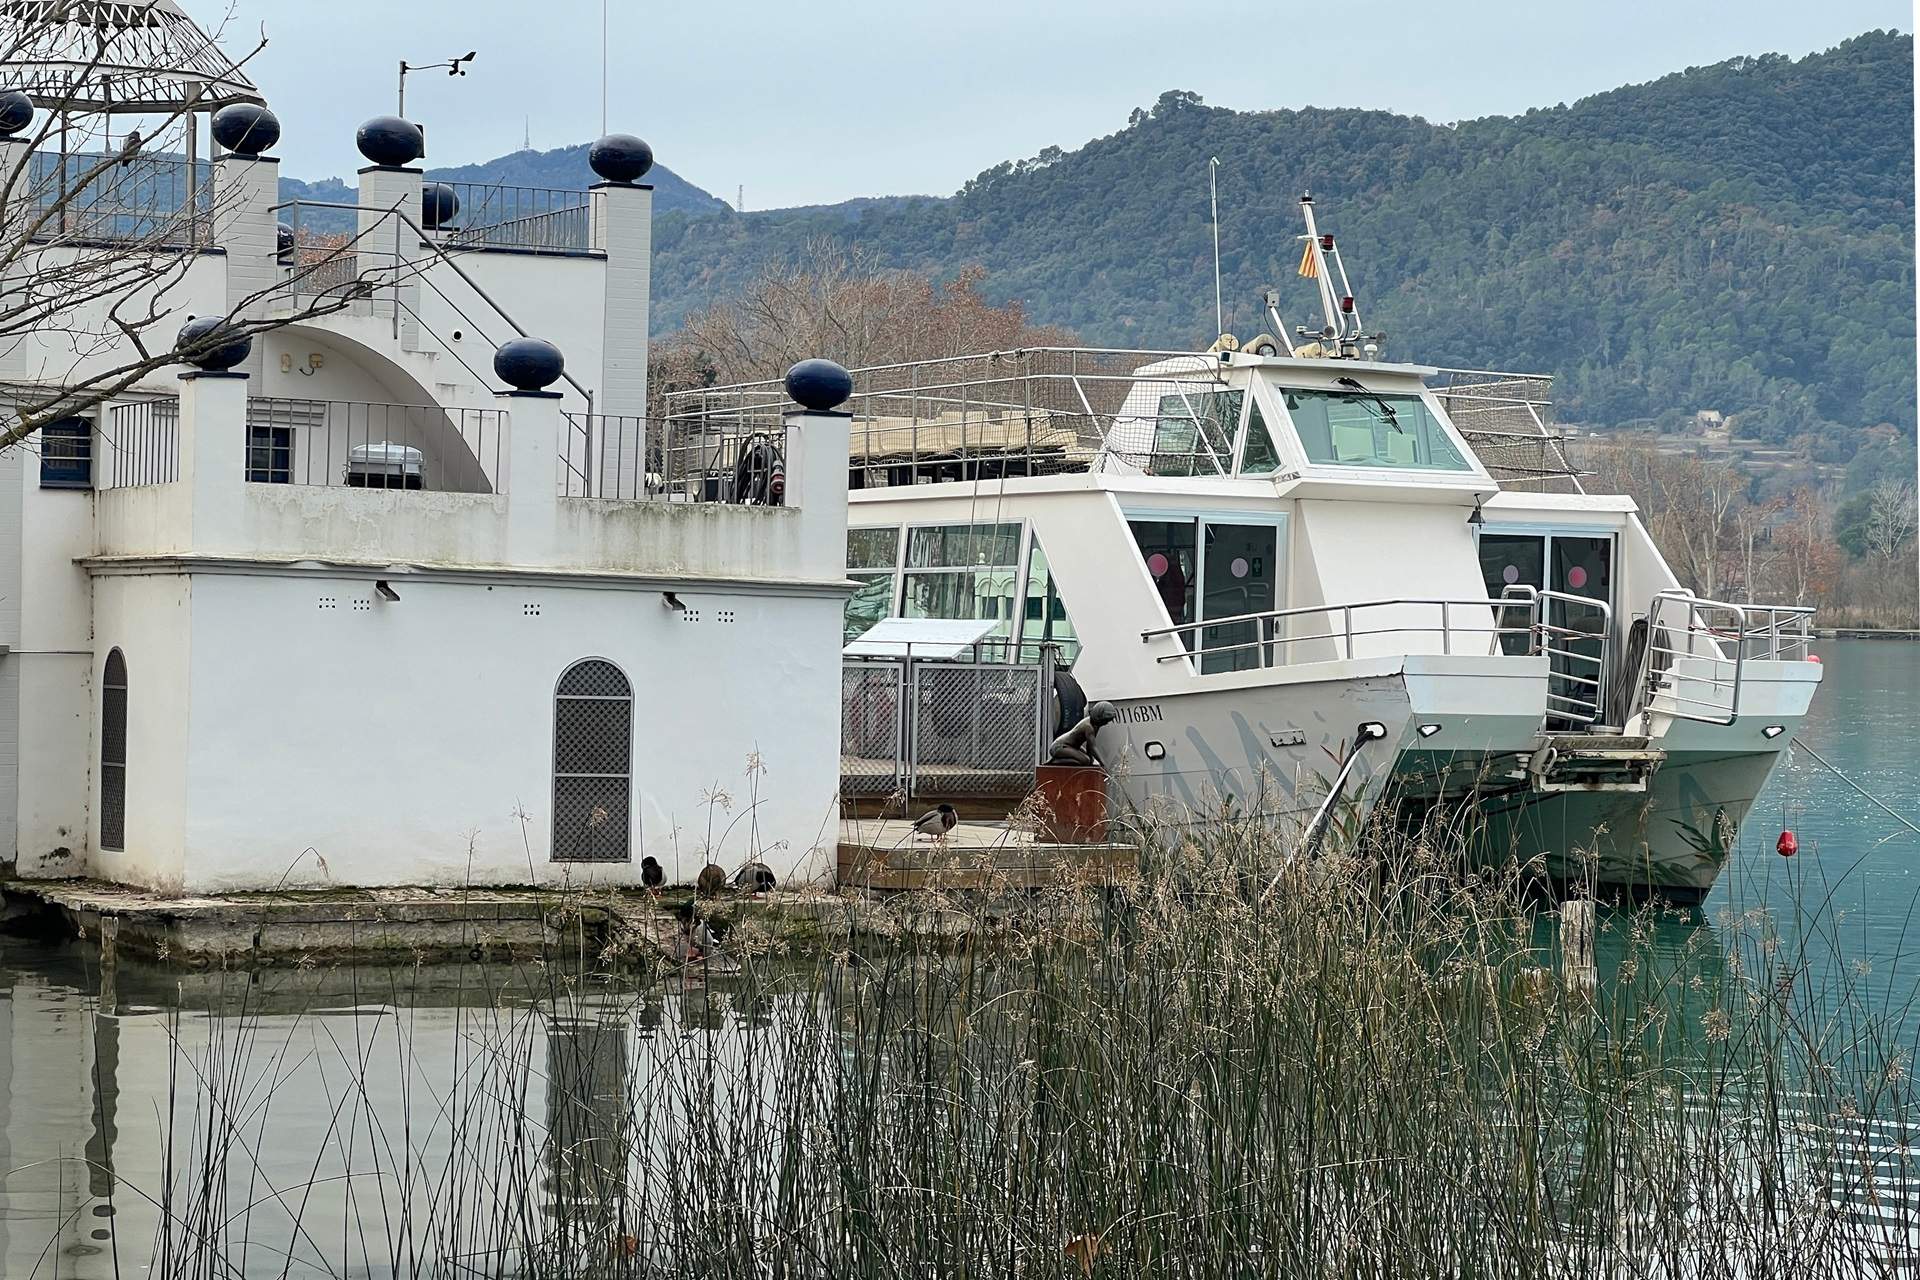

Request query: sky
[{"left": 221, "top": 0, "right": 1911, "bottom": 209}]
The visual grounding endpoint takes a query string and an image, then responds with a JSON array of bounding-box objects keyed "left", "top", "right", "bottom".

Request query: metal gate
[{"left": 841, "top": 652, "right": 1052, "bottom": 800}]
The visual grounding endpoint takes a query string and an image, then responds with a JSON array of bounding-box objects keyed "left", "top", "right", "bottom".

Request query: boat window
[
  {"left": 845, "top": 526, "right": 899, "bottom": 642},
  {"left": 1018, "top": 536, "right": 1081, "bottom": 666},
  {"left": 1279, "top": 387, "right": 1472, "bottom": 472},
  {"left": 1129, "top": 520, "right": 1199, "bottom": 645},
  {"left": 903, "top": 522, "right": 1023, "bottom": 649},
  {"left": 1149, "top": 389, "right": 1240, "bottom": 477},
  {"left": 1239, "top": 400, "right": 1282, "bottom": 474}
]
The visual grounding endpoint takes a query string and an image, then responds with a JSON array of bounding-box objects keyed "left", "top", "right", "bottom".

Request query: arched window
[
  {"left": 552, "top": 659, "right": 633, "bottom": 862},
  {"left": 100, "top": 649, "right": 127, "bottom": 852}
]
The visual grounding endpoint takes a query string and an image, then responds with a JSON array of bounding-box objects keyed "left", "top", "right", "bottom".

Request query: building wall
[
  {"left": 416, "top": 250, "right": 605, "bottom": 415},
  {"left": 2, "top": 433, "right": 97, "bottom": 874},
  {"left": 166, "top": 570, "right": 842, "bottom": 892},
  {"left": 0, "top": 250, "right": 228, "bottom": 395},
  {"left": 89, "top": 573, "right": 195, "bottom": 892}
]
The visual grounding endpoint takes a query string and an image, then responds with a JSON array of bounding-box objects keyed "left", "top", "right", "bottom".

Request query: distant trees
[
  {"left": 650, "top": 242, "right": 1075, "bottom": 414},
  {"left": 1582, "top": 435, "right": 1914, "bottom": 626}
]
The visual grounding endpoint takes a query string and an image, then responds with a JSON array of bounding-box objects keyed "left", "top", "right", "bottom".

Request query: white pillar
[
  {"left": 212, "top": 153, "right": 279, "bottom": 377},
  {"left": 591, "top": 179, "right": 652, "bottom": 494},
  {"left": 176, "top": 370, "right": 248, "bottom": 550},
  {"left": 504, "top": 389, "right": 562, "bottom": 564},
  {"left": 357, "top": 164, "right": 424, "bottom": 349},
  {"left": 784, "top": 407, "right": 852, "bottom": 583}
]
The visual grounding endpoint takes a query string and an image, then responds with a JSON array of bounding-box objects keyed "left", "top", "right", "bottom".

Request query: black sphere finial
[
  {"left": 421, "top": 182, "right": 459, "bottom": 230},
  {"left": 589, "top": 134, "right": 653, "bottom": 184},
  {"left": 494, "top": 337, "right": 564, "bottom": 392},
  {"left": 176, "top": 316, "right": 252, "bottom": 371},
  {"left": 211, "top": 103, "right": 280, "bottom": 156},
  {"left": 0, "top": 90, "right": 33, "bottom": 139},
  {"left": 356, "top": 115, "right": 424, "bottom": 168},
  {"left": 784, "top": 359, "right": 853, "bottom": 412}
]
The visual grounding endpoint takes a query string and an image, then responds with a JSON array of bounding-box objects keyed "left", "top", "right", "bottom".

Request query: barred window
[
  {"left": 100, "top": 649, "right": 127, "bottom": 851},
  {"left": 40, "top": 417, "right": 92, "bottom": 489},
  {"left": 552, "top": 659, "right": 633, "bottom": 862}
]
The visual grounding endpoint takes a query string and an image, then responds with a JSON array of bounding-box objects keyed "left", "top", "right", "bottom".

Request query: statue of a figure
[{"left": 1048, "top": 700, "right": 1118, "bottom": 767}]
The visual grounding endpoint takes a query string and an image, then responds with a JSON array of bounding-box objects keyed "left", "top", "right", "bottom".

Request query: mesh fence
[
  {"left": 842, "top": 662, "right": 905, "bottom": 797},
  {"left": 909, "top": 663, "right": 1045, "bottom": 798},
  {"left": 553, "top": 660, "right": 633, "bottom": 861},
  {"left": 1431, "top": 373, "right": 1581, "bottom": 493}
]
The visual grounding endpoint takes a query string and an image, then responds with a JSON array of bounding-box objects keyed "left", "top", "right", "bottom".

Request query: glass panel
[
  {"left": 1548, "top": 535, "right": 1613, "bottom": 725},
  {"left": 1477, "top": 533, "right": 1544, "bottom": 656},
  {"left": 906, "top": 522, "right": 1021, "bottom": 569},
  {"left": 38, "top": 417, "right": 92, "bottom": 488},
  {"left": 1200, "top": 523, "right": 1279, "bottom": 673},
  {"left": 844, "top": 571, "right": 893, "bottom": 642},
  {"left": 1279, "top": 387, "right": 1472, "bottom": 472},
  {"left": 1018, "top": 537, "right": 1081, "bottom": 665},
  {"left": 1239, "top": 400, "right": 1281, "bottom": 474},
  {"left": 1149, "top": 389, "right": 1241, "bottom": 477},
  {"left": 247, "top": 425, "right": 292, "bottom": 484},
  {"left": 847, "top": 526, "right": 899, "bottom": 571},
  {"left": 902, "top": 568, "right": 1018, "bottom": 645},
  {"left": 1129, "top": 519, "right": 1199, "bottom": 650}
]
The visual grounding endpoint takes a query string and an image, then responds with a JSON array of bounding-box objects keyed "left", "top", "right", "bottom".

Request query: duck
[
  {"left": 640, "top": 855, "right": 664, "bottom": 892},
  {"left": 912, "top": 804, "right": 958, "bottom": 841},
  {"left": 696, "top": 862, "right": 727, "bottom": 897},
  {"left": 732, "top": 861, "right": 776, "bottom": 893}
]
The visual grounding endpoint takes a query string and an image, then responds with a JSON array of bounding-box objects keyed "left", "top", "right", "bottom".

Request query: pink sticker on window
[
  {"left": 1501, "top": 565, "right": 1520, "bottom": 585},
  {"left": 1147, "top": 553, "right": 1169, "bottom": 578},
  {"left": 1230, "top": 557, "right": 1250, "bottom": 579},
  {"left": 1568, "top": 566, "right": 1588, "bottom": 589}
]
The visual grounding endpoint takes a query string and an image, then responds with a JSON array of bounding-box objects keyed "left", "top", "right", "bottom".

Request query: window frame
[
  {"left": 38, "top": 416, "right": 93, "bottom": 489},
  {"left": 1257, "top": 378, "right": 1490, "bottom": 483},
  {"left": 550, "top": 657, "right": 635, "bottom": 863},
  {"left": 1122, "top": 506, "right": 1292, "bottom": 672},
  {"left": 246, "top": 422, "right": 294, "bottom": 485},
  {"left": 100, "top": 648, "right": 127, "bottom": 851},
  {"left": 898, "top": 520, "right": 1027, "bottom": 654}
]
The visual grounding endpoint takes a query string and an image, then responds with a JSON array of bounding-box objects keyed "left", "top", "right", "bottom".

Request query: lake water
[{"left": 0, "top": 639, "right": 1914, "bottom": 1276}]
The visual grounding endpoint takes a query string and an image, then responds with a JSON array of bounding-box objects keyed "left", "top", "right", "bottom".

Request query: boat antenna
[{"left": 1209, "top": 157, "right": 1224, "bottom": 337}]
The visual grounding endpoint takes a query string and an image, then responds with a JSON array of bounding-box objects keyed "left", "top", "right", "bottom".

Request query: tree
[
  {"left": 655, "top": 240, "right": 1075, "bottom": 412},
  {"left": 1861, "top": 476, "right": 1918, "bottom": 563},
  {"left": 0, "top": 4, "right": 392, "bottom": 453}
]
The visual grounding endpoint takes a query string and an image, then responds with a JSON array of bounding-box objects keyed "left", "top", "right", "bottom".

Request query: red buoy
[
  {"left": 1777, "top": 830, "right": 1799, "bottom": 857},
  {"left": 1808, "top": 654, "right": 1822, "bottom": 664}
]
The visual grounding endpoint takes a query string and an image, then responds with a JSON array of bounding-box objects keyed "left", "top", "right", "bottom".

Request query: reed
[{"left": 119, "top": 815, "right": 1918, "bottom": 1277}]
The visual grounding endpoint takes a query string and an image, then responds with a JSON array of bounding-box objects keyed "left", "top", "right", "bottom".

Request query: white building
[{"left": 0, "top": 3, "right": 851, "bottom": 893}]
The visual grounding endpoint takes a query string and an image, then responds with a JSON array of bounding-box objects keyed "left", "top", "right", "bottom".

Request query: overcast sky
[{"left": 225, "top": 0, "right": 1910, "bottom": 208}]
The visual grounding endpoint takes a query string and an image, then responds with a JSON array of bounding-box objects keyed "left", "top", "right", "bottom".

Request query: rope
[{"left": 1790, "top": 736, "right": 1920, "bottom": 838}]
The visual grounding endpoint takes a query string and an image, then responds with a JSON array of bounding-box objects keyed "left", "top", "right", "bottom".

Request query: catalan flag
[{"left": 1297, "top": 240, "right": 1318, "bottom": 279}]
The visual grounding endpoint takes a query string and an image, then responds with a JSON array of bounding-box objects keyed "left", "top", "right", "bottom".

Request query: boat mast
[{"left": 1296, "top": 193, "right": 1374, "bottom": 358}]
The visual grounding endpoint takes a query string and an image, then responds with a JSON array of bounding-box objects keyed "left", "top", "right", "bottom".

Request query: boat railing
[
  {"left": 1426, "top": 368, "right": 1583, "bottom": 494},
  {"left": 1536, "top": 588, "right": 1612, "bottom": 729},
  {"left": 666, "top": 347, "right": 1248, "bottom": 486},
  {"left": 1634, "top": 590, "right": 1817, "bottom": 727},
  {"left": 1139, "top": 590, "right": 1544, "bottom": 666}
]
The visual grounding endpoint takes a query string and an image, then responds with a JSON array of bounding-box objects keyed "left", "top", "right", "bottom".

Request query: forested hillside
[{"left": 647, "top": 32, "right": 1913, "bottom": 471}]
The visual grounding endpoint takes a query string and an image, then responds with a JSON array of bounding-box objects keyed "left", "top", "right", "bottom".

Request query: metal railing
[
  {"left": 559, "top": 413, "right": 791, "bottom": 505},
  {"left": 666, "top": 348, "right": 1242, "bottom": 487},
  {"left": 1633, "top": 590, "right": 1817, "bottom": 727},
  {"left": 1536, "top": 588, "right": 1613, "bottom": 728},
  {"left": 439, "top": 183, "right": 592, "bottom": 254},
  {"left": 244, "top": 397, "right": 505, "bottom": 493},
  {"left": 27, "top": 151, "right": 212, "bottom": 246},
  {"left": 666, "top": 350, "right": 1571, "bottom": 491},
  {"left": 101, "top": 398, "right": 180, "bottom": 488},
  {"left": 842, "top": 640, "right": 1055, "bottom": 800},
  {"left": 1428, "top": 369, "right": 1581, "bottom": 494},
  {"left": 1140, "top": 591, "right": 1544, "bottom": 666},
  {"left": 1137, "top": 587, "right": 1615, "bottom": 728}
]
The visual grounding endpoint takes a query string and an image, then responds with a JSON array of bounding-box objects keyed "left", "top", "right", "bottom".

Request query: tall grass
[{"left": 98, "top": 816, "right": 1920, "bottom": 1276}]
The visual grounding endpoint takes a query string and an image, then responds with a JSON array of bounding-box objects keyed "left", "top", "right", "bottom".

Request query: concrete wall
[
  {"left": 165, "top": 569, "right": 842, "bottom": 892},
  {"left": 89, "top": 573, "right": 194, "bottom": 892}
]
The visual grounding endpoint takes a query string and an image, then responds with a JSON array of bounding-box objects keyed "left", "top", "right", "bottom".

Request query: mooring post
[
  {"left": 1560, "top": 898, "right": 1597, "bottom": 993},
  {"left": 98, "top": 915, "right": 119, "bottom": 1015}
]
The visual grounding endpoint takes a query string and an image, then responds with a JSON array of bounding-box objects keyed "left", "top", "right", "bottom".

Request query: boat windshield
[{"left": 1276, "top": 386, "right": 1473, "bottom": 472}]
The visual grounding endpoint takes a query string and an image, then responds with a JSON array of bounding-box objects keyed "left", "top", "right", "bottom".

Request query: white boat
[{"left": 671, "top": 197, "right": 1822, "bottom": 903}]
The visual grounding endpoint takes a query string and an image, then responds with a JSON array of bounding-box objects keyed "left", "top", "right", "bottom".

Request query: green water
[{"left": 1720, "top": 638, "right": 1920, "bottom": 1017}]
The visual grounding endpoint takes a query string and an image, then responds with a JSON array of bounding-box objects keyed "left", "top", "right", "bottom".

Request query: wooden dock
[{"left": 837, "top": 818, "right": 1136, "bottom": 892}]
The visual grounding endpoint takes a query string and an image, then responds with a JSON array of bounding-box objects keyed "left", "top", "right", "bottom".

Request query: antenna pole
[
  {"left": 1209, "top": 157, "right": 1223, "bottom": 337},
  {"left": 601, "top": 0, "right": 609, "bottom": 136}
]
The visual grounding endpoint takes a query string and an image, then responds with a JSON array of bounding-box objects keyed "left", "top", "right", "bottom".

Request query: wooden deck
[{"left": 837, "top": 818, "right": 1136, "bottom": 891}]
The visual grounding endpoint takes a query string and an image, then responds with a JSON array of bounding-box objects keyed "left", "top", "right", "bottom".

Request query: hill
[
  {"left": 645, "top": 32, "right": 1913, "bottom": 475},
  {"left": 278, "top": 141, "right": 726, "bottom": 232}
]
